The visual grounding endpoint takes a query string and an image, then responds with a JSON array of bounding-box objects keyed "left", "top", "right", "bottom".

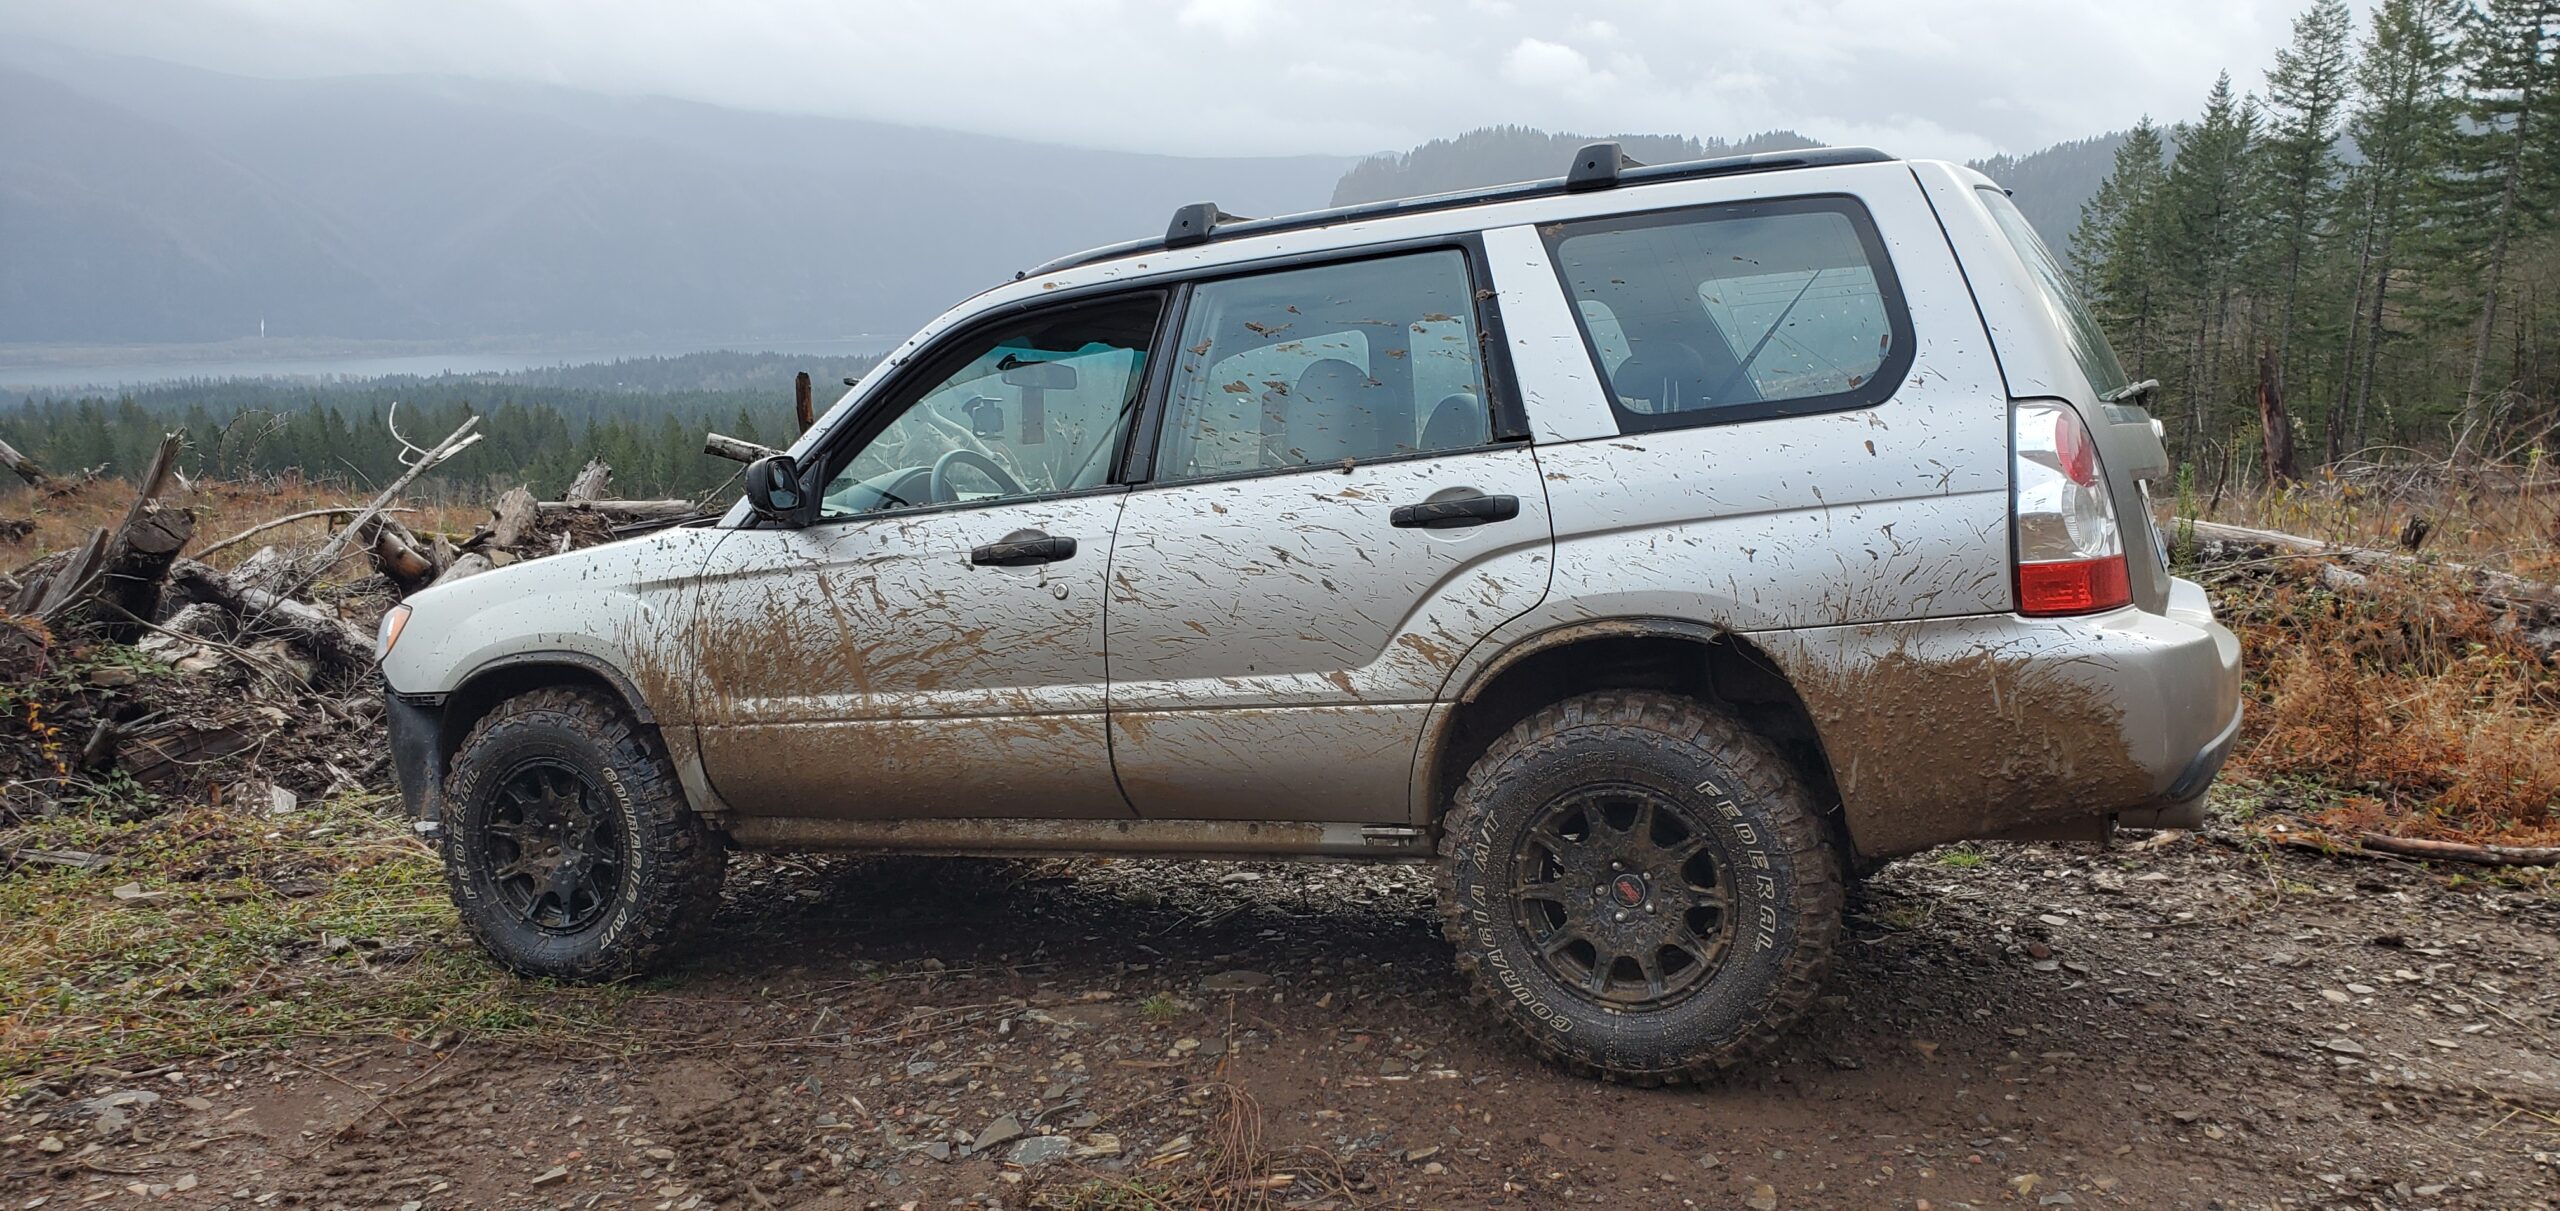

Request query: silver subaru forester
[{"left": 378, "top": 142, "right": 2241, "bottom": 1083}]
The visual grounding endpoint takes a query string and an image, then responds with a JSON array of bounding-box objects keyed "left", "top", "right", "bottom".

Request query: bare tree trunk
[
  {"left": 2327, "top": 183, "right": 2379, "bottom": 465},
  {"left": 794, "top": 371, "right": 816, "bottom": 435},
  {"left": 565, "top": 459, "right": 613, "bottom": 503},
  {"left": 2351, "top": 242, "right": 2398, "bottom": 456},
  {"left": 2456, "top": 104, "right": 2534, "bottom": 466},
  {"left": 2256, "top": 343, "right": 2297, "bottom": 486}
]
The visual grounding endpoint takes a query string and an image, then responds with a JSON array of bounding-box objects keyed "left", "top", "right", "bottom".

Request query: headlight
[{"left": 376, "top": 604, "right": 412, "bottom": 661}]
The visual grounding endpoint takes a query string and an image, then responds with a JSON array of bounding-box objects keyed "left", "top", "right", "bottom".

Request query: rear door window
[
  {"left": 1152, "top": 250, "right": 1493, "bottom": 482},
  {"left": 1540, "top": 197, "right": 1914, "bottom": 433}
]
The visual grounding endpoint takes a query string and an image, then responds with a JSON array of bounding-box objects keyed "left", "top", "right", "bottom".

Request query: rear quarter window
[
  {"left": 1540, "top": 196, "right": 1914, "bottom": 433},
  {"left": 1975, "top": 186, "right": 2130, "bottom": 400}
]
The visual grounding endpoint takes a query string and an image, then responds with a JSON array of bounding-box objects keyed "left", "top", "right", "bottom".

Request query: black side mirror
[{"left": 743, "top": 454, "right": 810, "bottom": 526}]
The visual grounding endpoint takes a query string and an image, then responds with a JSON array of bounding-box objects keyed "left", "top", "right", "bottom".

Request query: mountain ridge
[{"left": 3, "top": 43, "right": 2123, "bottom": 349}]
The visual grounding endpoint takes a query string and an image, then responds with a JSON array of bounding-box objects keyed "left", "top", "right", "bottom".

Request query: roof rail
[{"left": 1023, "top": 143, "right": 1895, "bottom": 277}]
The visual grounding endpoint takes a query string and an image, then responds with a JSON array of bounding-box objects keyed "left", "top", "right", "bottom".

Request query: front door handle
[
  {"left": 1390, "top": 492, "right": 1519, "bottom": 529},
  {"left": 971, "top": 531, "right": 1077, "bottom": 566}
]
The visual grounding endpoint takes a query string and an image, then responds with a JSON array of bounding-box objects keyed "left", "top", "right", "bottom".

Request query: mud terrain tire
[
  {"left": 1437, "top": 690, "right": 1841, "bottom": 1083},
  {"left": 443, "top": 687, "right": 725, "bottom": 980}
]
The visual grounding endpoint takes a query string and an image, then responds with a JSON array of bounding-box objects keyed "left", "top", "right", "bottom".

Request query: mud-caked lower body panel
[{"left": 1748, "top": 580, "right": 2241, "bottom": 859}]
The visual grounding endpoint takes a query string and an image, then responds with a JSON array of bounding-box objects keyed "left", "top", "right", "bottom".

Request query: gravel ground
[{"left": 6, "top": 825, "right": 2558, "bottom": 1210}]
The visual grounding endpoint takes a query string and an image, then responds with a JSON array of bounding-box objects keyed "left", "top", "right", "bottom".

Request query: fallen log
[
  {"left": 487, "top": 486, "right": 539, "bottom": 549},
  {"left": 704, "top": 432, "right": 779, "bottom": 464},
  {"left": 2185, "top": 518, "right": 2560, "bottom": 615},
  {"left": 120, "top": 707, "right": 268, "bottom": 789},
  {"left": 534, "top": 498, "right": 701, "bottom": 520},
  {"left": 2186, "top": 517, "right": 2560, "bottom": 656},
  {"left": 428, "top": 551, "right": 496, "bottom": 588},
  {"left": 169, "top": 559, "right": 374, "bottom": 677},
  {"left": 360, "top": 514, "right": 441, "bottom": 593}
]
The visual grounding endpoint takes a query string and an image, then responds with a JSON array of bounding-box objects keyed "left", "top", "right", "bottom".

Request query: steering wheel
[{"left": 929, "top": 448, "right": 1025, "bottom": 503}]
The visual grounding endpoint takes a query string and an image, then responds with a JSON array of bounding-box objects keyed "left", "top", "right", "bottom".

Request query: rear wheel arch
[{"left": 1425, "top": 621, "right": 1856, "bottom": 863}]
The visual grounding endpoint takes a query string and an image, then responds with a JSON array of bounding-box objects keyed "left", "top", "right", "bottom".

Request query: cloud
[
  {"left": 1500, "top": 37, "right": 1599, "bottom": 91},
  {"left": 1176, "top": 0, "right": 1267, "bottom": 44},
  {"left": 0, "top": 0, "right": 2359, "bottom": 160}
]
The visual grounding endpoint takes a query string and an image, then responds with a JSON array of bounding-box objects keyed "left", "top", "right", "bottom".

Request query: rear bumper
[{"left": 1751, "top": 577, "right": 2243, "bottom": 858}]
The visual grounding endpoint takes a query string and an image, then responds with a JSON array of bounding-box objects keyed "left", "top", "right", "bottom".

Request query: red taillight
[
  {"left": 2055, "top": 412, "right": 2098, "bottom": 486},
  {"left": 2017, "top": 555, "right": 2131, "bottom": 616}
]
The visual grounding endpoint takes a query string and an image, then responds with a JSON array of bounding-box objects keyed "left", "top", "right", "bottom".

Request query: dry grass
[
  {"left": 2190, "top": 462, "right": 2560, "bottom": 579},
  {"left": 1, "top": 474, "right": 487, "bottom": 570},
  {"left": 2206, "top": 499, "right": 2560, "bottom": 847}
]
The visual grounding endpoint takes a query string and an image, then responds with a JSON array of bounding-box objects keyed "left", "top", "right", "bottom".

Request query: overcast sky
[{"left": 3, "top": 0, "right": 2358, "bottom": 162}]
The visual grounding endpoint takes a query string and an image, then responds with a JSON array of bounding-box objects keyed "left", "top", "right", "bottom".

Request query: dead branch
[
  {"left": 2353, "top": 834, "right": 2560, "bottom": 868},
  {"left": 289, "top": 414, "right": 481, "bottom": 588},
  {"left": 704, "top": 432, "right": 779, "bottom": 464},
  {"left": 195, "top": 506, "right": 416, "bottom": 559},
  {"left": 0, "top": 435, "right": 49, "bottom": 487}
]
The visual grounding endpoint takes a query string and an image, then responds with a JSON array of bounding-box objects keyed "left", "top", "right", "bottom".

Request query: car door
[
  {"left": 1106, "top": 248, "right": 1553, "bottom": 823},
  {"left": 687, "top": 292, "right": 1166, "bottom": 822}
]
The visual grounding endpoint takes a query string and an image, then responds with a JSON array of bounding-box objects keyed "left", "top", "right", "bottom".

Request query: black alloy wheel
[
  {"left": 483, "top": 759, "right": 627, "bottom": 932},
  {"left": 1511, "top": 785, "right": 1733, "bottom": 1008}
]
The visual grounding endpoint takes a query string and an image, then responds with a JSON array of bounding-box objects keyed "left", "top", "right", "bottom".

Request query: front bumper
[
  {"left": 1752, "top": 576, "right": 2244, "bottom": 858},
  {"left": 384, "top": 691, "right": 447, "bottom": 822}
]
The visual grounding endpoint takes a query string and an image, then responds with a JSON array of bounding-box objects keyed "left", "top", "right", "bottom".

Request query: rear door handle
[
  {"left": 1390, "top": 492, "right": 1519, "bottom": 529},
  {"left": 970, "top": 531, "right": 1077, "bottom": 566}
]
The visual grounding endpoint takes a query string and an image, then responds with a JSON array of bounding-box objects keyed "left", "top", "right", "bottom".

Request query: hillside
[
  {"left": 0, "top": 43, "right": 1351, "bottom": 347},
  {"left": 1968, "top": 132, "right": 2128, "bottom": 258},
  {"left": 1329, "top": 126, "right": 1823, "bottom": 206},
  {"left": 1328, "top": 125, "right": 2126, "bottom": 260}
]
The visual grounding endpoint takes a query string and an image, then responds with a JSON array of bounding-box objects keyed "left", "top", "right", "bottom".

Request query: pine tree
[
  {"left": 2253, "top": 0, "right": 2357, "bottom": 411},
  {"left": 2160, "top": 74, "right": 2262, "bottom": 446},
  {"left": 2071, "top": 120, "right": 2173, "bottom": 379},
  {"left": 2440, "top": 0, "right": 2559, "bottom": 461},
  {"left": 2331, "top": 0, "right": 2464, "bottom": 459}
]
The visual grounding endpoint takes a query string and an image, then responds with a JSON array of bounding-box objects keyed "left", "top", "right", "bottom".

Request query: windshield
[{"left": 1976, "top": 186, "right": 2128, "bottom": 398}]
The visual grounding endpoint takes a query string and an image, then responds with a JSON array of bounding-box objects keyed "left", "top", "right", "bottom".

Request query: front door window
[{"left": 820, "top": 296, "right": 1160, "bottom": 517}]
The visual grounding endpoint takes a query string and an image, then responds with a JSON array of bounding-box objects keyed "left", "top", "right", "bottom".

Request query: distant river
[{"left": 0, "top": 338, "right": 896, "bottom": 393}]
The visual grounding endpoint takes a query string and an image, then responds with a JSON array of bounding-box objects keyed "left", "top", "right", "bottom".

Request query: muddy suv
[{"left": 380, "top": 143, "right": 2240, "bottom": 1083}]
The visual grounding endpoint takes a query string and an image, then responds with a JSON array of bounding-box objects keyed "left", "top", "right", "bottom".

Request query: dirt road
[{"left": 8, "top": 831, "right": 2557, "bottom": 1209}]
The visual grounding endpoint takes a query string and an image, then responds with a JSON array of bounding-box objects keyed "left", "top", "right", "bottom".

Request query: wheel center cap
[{"left": 1610, "top": 872, "right": 1648, "bottom": 908}]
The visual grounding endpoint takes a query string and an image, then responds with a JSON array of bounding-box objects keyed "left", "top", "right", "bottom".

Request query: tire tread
[
  {"left": 442, "top": 686, "right": 724, "bottom": 980},
  {"left": 1434, "top": 689, "right": 1842, "bottom": 1085}
]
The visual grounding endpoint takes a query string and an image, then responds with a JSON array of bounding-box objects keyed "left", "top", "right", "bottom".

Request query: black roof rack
[{"left": 1023, "top": 141, "right": 1895, "bottom": 277}]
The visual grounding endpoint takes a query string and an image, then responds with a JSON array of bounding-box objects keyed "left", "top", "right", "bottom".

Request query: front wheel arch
[{"left": 434, "top": 654, "right": 661, "bottom": 795}]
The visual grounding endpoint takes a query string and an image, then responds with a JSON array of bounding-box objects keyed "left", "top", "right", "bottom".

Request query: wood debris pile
[{"left": 1, "top": 419, "right": 712, "bottom": 822}]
